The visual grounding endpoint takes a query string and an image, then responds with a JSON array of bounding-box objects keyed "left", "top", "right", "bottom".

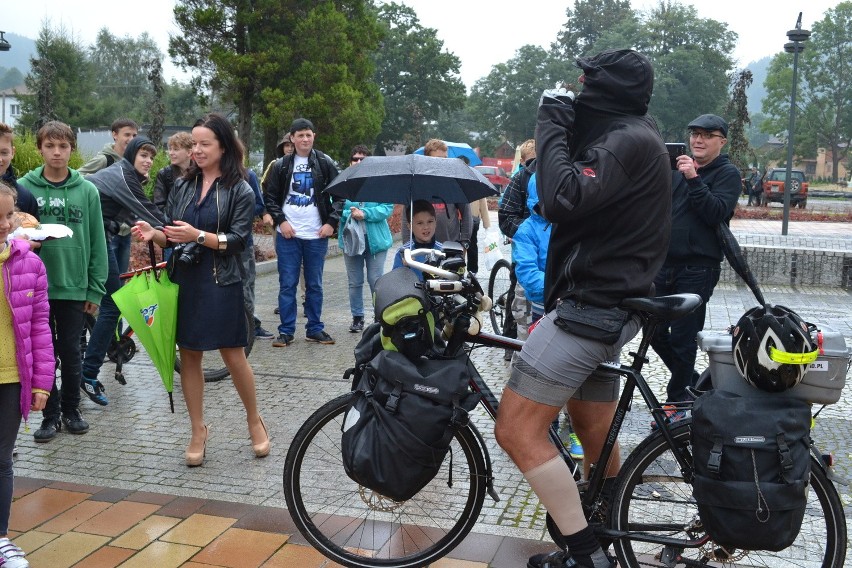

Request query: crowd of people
[{"left": 0, "top": 45, "right": 752, "bottom": 568}]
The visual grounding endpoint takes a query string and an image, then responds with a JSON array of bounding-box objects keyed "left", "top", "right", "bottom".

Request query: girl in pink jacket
[{"left": 0, "top": 180, "right": 53, "bottom": 568}]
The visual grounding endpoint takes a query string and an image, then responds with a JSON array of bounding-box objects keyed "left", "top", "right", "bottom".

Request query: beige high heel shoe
[
  {"left": 251, "top": 417, "right": 270, "bottom": 458},
  {"left": 185, "top": 424, "right": 209, "bottom": 467}
]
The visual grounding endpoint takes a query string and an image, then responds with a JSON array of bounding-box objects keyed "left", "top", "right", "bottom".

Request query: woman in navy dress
[{"left": 133, "top": 113, "right": 269, "bottom": 466}]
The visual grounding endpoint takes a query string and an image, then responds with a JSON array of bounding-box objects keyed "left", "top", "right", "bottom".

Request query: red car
[{"left": 474, "top": 165, "right": 511, "bottom": 193}]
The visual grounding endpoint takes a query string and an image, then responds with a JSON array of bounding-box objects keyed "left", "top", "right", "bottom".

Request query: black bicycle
[
  {"left": 282, "top": 248, "right": 846, "bottom": 568},
  {"left": 487, "top": 256, "right": 514, "bottom": 336}
]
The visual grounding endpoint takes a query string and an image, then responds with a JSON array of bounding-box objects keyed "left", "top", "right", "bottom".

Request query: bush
[{"left": 10, "top": 130, "right": 86, "bottom": 174}]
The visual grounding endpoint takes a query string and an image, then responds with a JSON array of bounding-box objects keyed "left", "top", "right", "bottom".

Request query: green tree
[
  {"left": 762, "top": 3, "right": 852, "bottom": 182},
  {"left": 635, "top": 1, "right": 737, "bottom": 140},
  {"left": 555, "top": 0, "right": 636, "bottom": 58},
  {"left": 468, "top": 45, "right": 575, "bottom": 149},
  {"left": 725, "top": 69, "right": 754, "bottom": 172},
  {"left": 89, "top": 28, "right": 162, "bottom": 124},
  {"left": 372, "top": 3, "right": 466, "bottom": 151},
  {"left": 172, "top": 0, "right": 383, "bottom": 162},
  {"left": 20, "top": 23, "right": 95, "bottom": 130},
  {"left": 0, "top": 68, "right": 25, "bottom": 89}
]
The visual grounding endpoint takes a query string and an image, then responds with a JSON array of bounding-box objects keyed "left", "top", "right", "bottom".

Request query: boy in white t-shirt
[{"left": 261, "top": 118, "right": 342, "bottom": 347}]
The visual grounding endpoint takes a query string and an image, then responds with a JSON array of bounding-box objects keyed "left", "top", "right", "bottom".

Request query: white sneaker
[{"left": 0, "top": 538, "right": 29, "bottom": 568}]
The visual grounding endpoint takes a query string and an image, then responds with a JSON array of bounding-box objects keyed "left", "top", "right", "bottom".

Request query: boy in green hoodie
[{"left": 18, "top": 121, "right": 108, "bottom": 443}]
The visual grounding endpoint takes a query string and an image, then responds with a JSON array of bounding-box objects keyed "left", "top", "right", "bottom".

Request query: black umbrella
[
  {"left": 716, "top": 222, "right": 766, "bottom": 306},
  {"left": 325, "top": 154, "right": 498, "bottom": 205}
]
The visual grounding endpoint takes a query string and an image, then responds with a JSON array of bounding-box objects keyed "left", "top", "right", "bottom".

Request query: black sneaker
[
  {"left": 349, "top": 316, "right": 365, "bottom": 333},
  {"left": 274, "top": 307, "right": 280, "bottom": 315},
  {"left": 528, "top": 550, "right": 577, "bottom": 568},
  {"left": 272, "top": 334, "right": 295, "bottom": 347},
  {"left": 81, "top": 376, "right": 108, "bottom": 406},
  {"left": 255, "top": 326, "right": 274, "bottom": 340},
  {"left": 34, "top": 416, "right": 61, "bottom": 443},
  {"left": 306, "top": 331, "right": 335, "bottom": 344},
  {"left": 61, "top": 409, "right": 90, "bottom": 435}
]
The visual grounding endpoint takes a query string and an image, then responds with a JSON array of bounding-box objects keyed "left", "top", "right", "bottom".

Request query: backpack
[
  {"left": 691, "top": 389, "right": 812, "bottom": 551},
  {"left": 341, "top": 349, "right": 481, "bottom": 502},
  {"left": 373, "top": 267, "right": 435, "bottom": 360}
]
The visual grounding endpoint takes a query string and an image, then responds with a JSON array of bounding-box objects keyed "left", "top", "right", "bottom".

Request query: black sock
[{"left": 563, "top": 525, "right": 609, "bottom": 568}]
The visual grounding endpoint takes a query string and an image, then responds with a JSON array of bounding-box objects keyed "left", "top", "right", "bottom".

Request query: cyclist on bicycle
[{"left": 494, "top": 49, "right": 671, "bottom": 568}]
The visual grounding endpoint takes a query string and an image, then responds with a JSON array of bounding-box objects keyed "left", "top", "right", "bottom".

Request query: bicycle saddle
[{"left": 620, "top": 293, "right": 702, "bottom": 320}]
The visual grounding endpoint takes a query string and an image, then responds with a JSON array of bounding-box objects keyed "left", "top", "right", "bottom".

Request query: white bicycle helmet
[{"left": 732, "top": 304, "right": 818, "bottom": 392}]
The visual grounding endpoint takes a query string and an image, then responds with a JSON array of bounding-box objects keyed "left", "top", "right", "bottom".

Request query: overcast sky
[{"left": 3, "top": 1, "right": 842, "bottom": 89}]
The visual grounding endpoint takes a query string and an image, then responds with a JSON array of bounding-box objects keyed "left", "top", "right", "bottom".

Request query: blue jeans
[
  {"left": 650, "top": 264, "right": 721, "bottom": 403},
  {"left": 276, "top": 236, "right": 328, "bottom": 336},
  {"left": 112, "top": 233, "right": 131, "bottom": 273},
  {"left": 82, "top": 235, "right": 122, "bottom": 380},
  {"left": 343, "top": 249, "right": 388, "bottom": 317}
]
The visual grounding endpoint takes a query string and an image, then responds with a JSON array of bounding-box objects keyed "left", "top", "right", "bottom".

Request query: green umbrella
[{"left": 112, "top": 244, "right": 179, "bottom": 412}]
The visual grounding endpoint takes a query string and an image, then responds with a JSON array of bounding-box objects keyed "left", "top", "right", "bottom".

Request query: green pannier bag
[{"left": 373, "top": 267, "right": 435, "bottom": 360}]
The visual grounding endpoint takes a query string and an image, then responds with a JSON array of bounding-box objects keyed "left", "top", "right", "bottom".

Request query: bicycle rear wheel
[
  {"left": 283, "top": 393, "right": 488, "bottom": 568},
  {"left": 174, "top": 309, "right": 255, "bottom": 382},
  {"left": 610, "top": 422, "right": 847, "bottom": 568},
  {"left": 488, "top": 258, "right": 512, "bottom": 335}
]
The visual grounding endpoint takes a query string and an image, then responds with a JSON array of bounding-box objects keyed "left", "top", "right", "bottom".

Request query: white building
[{"left": 0, "top": 85, "right": 29, "bottom": 128}]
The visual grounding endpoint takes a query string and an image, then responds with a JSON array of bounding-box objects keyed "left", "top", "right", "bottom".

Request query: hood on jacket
[
  {"left": 123, "top": 136, "right": 154, "bottom": 164},
  {"left": 21, "top": 165, "right": 86, "bottom": 191},
  {"left": 526, "top": 173, "right": 541, "bottom": 217},
  {"left": 574, "top": 49, "right": 654, "bottom": 116}
]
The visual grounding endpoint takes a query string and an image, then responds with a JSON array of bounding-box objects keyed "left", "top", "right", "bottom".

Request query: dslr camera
[{"left": 174, "top": 242, "right": 203, "bottom": 265}]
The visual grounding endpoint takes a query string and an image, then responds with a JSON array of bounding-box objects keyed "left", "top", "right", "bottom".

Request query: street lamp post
[{"left": 782, "top": 13, "right": 810, "bottom": 236}]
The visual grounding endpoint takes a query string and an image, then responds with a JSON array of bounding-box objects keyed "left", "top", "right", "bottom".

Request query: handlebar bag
[
  {"left": 341, "top": 350, "right": 480, "bottom": 502},
  {"left": 374, "top": 267, "right": 435, "bottom": 360},
  {"left": 691, "top": 389, "right": 812, "bottom": 551}
]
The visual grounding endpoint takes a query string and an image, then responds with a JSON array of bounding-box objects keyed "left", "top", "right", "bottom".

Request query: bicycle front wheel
[
  {"left": 488, "top": 258, "right": 512, "bottom": 335},
  {"left": 283, "top": 393, "right": 488, "bottom": 568},
  {"left": 611, "top": 422, "right": 847, "bottom": 568}
]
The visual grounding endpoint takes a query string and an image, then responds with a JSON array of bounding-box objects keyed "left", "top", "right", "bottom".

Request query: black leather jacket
[{"left": 165, "top": 176, "right": 254, "bottom": 286}]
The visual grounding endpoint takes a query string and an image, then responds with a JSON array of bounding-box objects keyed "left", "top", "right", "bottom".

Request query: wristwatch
[{"left": 196, "top": 231, "right": 205, "bottom": 245}]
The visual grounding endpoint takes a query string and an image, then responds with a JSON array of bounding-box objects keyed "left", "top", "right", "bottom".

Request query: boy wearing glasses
[{"left": 650, "top": 114, "right": 741, "bottom": 414}]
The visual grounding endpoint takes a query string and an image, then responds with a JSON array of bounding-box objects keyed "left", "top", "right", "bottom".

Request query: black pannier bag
[
  {"left": 341, "top": 350, "right": 481, "bottom": 502},
  {"left": 691, "top": 389, "right": 812, "bottom": 551}
]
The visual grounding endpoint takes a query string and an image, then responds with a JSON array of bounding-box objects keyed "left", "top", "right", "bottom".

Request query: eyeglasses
[
  {"left": 688, "top": 130, "right": 725, "bottom": 140},
  {"left": 350, "top": 156, "right": 365, "bottom": 162}
]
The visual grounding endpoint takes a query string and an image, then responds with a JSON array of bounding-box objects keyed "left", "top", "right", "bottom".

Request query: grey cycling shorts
[{"left": 506, "top": 309, "right": 642, "bottom": 407}]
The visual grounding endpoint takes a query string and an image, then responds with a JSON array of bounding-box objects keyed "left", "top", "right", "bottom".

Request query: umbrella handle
[{"left": 148, "top": 241, "right": 161, "bottom": 282}]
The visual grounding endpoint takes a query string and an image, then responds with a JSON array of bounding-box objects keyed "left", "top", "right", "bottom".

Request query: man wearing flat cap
[
  {"left": 650, "top": 113, "right": 741, "bottom": 410},
  {"left": 262, "top": 118, "right": 341, "bottom": 346}
]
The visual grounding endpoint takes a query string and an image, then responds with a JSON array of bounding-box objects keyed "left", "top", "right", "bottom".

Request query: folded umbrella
[{"left": 111, "top": 243, "right": 178, "bottom": 412}]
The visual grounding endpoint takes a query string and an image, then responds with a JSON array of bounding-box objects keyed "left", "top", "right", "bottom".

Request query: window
[{"left": 9, "top": 104, "right": 21, "bottom": 116}]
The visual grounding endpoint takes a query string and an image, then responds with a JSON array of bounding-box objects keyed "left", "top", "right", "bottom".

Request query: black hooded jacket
[
  {"left": 87, "top": 136, "right": 166, "bottom": 237},
  {"left": 535, "top": 49, "right": 671, "bottom": 310}
]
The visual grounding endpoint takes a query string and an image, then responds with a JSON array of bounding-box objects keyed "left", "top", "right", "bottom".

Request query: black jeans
[
  {"left": 650, "top": 264, "right": 721, "bottom": 403},
  {"left": 44, "top": 300, "right": 87, "bottom": 419}
]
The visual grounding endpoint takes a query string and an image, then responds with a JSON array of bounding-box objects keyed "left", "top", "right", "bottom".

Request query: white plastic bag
[{"left": 480, "top": 227, "right": 503, "bottom": 271}]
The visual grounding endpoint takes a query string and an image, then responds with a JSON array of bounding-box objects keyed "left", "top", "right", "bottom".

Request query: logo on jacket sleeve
[{"left": 582, "top": 168, "right": 596, "bottom": 177}]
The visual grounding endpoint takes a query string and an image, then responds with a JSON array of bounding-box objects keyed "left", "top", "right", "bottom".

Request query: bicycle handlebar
[{"left": 402, "top": 248, "right": 459, "bottom": 280}]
